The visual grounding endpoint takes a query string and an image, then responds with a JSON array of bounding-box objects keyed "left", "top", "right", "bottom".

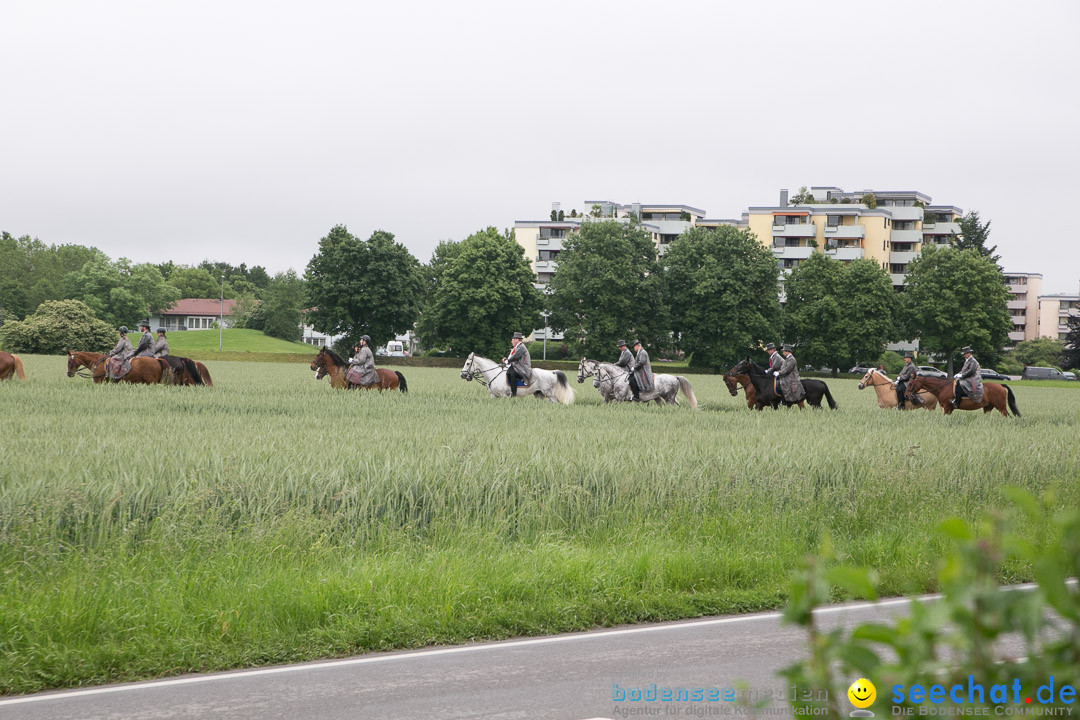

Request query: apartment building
[
  {"left": 1002, "top": 273, "right": 1043, "bottom": 344},
  {"left": 742, "top": 186, "right": 963, "bottom": 294},
  {"left": 1037, "top": 293, "right": 1079, "bottom": 341}
]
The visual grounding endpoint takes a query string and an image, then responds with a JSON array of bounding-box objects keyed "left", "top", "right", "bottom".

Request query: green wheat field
[{"left": 1, "top": 355, "right": 1078, "bottom": 694}]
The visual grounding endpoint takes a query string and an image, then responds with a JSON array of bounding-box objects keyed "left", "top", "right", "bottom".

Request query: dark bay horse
[
  {"left": 727, "top": 357, "right": 837, "bottom": 410},
  {"left": 66, "top": 350, "right": 169, "bottom": 385},
  {"left": 0, "top": 351, "right": 26, "bottom": 381},
  {"left": 906, "top": 375, "right": 1019, "bottom": 417},
  {"left": 162, "top": 356, "right": 207, "bottom": 386},
  {"left": 310, "top": 347, "right": 407, "bottom": 392}
]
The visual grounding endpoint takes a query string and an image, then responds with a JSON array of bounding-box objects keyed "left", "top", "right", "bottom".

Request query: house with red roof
[{"left": 149, "top": 298, "right": 240, "bottom": 332}]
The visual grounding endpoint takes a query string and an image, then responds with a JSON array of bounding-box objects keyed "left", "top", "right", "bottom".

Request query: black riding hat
[
  {"left": 960, "top": 346, "right": 973, "bottom": 354},
  {"left": 118, "top": 326, "right": 129, "bottom": 334},
  {"left": 904, "top": 351, "right": 914, "bottom": 358},
  {"left": 616, "top": 340, "right": 627, "bottom": 348},
  {"left": 359, "top": 335, "right": 371, "bottom": 345},
  {"left": 512, "top": 332, "right": 524, "bottom": 339},
  {"left": 631, "top": 339, "right": 641, "bottom": 347},
  {"left": 781, "top": 343, "right": 795, "bottom": 352},
  {"left": 157, "top": 328, "right": 167, "bottom": 334},
  {"left": 765, "top": 342, "right": 776, "bottom": 351},
  {"left": 139, "top": 320, "right": 151, "bottom": 330}
]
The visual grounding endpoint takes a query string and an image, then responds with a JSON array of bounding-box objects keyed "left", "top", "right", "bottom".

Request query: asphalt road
[{"left": 0, "top": 590, "right": 1032, "bottom": 720}]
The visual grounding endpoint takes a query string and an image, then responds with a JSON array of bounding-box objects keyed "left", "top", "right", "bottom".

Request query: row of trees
[
  {"left": 0, "top": 232, "right": 304, "bottom": 342},
  {"left": 300, "top": 220, "right": 1014, "bottom": 374}
]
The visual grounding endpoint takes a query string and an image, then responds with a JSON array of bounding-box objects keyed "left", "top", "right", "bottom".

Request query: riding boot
[{"left": 631, "top": 389, "right": 640, "bottom": 402}]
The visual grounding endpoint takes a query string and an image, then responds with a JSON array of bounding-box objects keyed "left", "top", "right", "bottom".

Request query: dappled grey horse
[
  {"left": 460, "top": 352, "right": 575, "bottom": 405},
  {"left": 577, "top": 357, "right": 698, "bottom": 408}
]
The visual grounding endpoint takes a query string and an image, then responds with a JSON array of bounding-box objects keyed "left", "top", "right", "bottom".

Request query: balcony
[
  {"left": 884, "top": 206, "right": 923, "bottom": 221},
  {"left": 890, "top": 251, "right": 919, "bottom": 265},
  {"left": 772, "top": 223, "right": 817, "bottom": 238},
  {"left": 772, "top": 245, "right": 815, "bottom": 259},
  {"left": 534, "top": 260, "right": 557, "bottom": 272},
  {"left": 890, "top": 229, "right": 922, "bottom": 244},
  {"left": 823, "top": 224, "right": 865, "bottom": 240},
  {"left": 1008, "top": 331, "right": 1026, "bottom": 343},
  {"left": 1011, "top": 316, "right": 1026, "bottom": 326},
  {"left": 535, "top": 237, "right": 564, "bottom": 250},
  {"left": 1006, "top": 300, "right": 1028, "bottom": 310},
  {"left": 1006, "top": 283, "right": 1028, "bottom": 294},
  {"left": 824, "top": 246, "right": 864, "bottom": 261},
  {"left": 890, "top": 273, "right": 907, "bottom": 286}
]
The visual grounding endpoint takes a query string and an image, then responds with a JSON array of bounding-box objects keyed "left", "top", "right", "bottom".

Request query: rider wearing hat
[
  {"left": 107, "top": 326, "right": 134, "bottom": 380},
  {"left": 895, "top": 351, "right": 918, "bottom": 408},
  {"left": 628, "top": 339, "right": 653, "bottom": 401},
  {"left": 348, "top": 335, "right": 379, "bottom": 387},
  {"left": 775, "top": 343, "right": 806, "bottom": 403},
  {"left": 502, "top": 332, "right": 532, "bottom": 396},
  {"left": 614, "top": 340, "right": 633, "bottom": 373},
  {"left": 765, "top": 342, "right": 783, "bottom": 374},
  {"left": 152, "top": 328, "right": 170, "bottom": 358},
  {"left": 132, "top": 321, "right": 155, "bottom": 358},
  {"left": 952, "top": 346, "right": 982, "bottom": 407}
]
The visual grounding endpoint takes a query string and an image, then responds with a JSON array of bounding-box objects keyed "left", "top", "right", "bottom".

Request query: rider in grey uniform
[
  {"left": 765, "top": 342, "right": 783, "bottom": 374},
  {"left": 628, "top": 339, "right": 654, "bottom": 401},
  {"left": 132, "top": 321, "right": 154, "bottom": 358},
  {"left": 348, "top": 335, "right": 379, "bottom": 386},
  {"left": 952, "top": 346, "right": 982, "bottom": 407},
  {"left": 107, "top": 326, "right": 133, "bottom": 380},
  {"left": 615, "top": 340, "right": 633, "bottom": 373},
  {"left": 774, "top": 344, "right": 806, "bottom": 403},
  {"left": 895, "top": 352, "right": 918, "bottom": 408},
  {"left": 152, "top": 328, "right": 170, "bottom": 358},
  {"left": 503, "top": 332, "right": 532, "bottom": 396}
]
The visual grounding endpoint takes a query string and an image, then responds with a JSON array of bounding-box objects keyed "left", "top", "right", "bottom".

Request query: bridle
[
  {"left": 68, "top": 353, "right": 101, "bottom": 379},
  {"left": 461, "top": 355, "right": 504, "bottom": 387}
]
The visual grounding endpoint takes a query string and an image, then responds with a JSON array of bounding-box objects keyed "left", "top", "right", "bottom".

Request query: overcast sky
[{"left": 2, "top": 1, "right": 1078, "bottom": 293}]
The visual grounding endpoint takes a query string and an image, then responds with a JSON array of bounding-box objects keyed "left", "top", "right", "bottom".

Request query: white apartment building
[{"left": 1037, "top": 294, "right": 1079, "bottom": 341}]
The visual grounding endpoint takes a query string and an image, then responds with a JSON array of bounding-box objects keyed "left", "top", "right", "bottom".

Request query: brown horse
[
  {"left": 724, "top": 372, "right": 758, "bottom": 410},
  {"left": 0, "top": 351, "right": 26, "bottom": 381},
  {"left": 66, "top": 350, "right": 169, "bottom": 385},
  {"left": 310, "top": 347, "right": 407, "bottom": 392},
  {"left": 906, "top": 375, "right": 1020, "bottom": 417}
]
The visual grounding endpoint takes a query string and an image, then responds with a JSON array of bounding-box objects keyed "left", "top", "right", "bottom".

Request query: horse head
[
  {"left": 723, "top": 374, "right": 740, "bottom": 396},
  {"left": 905, "top": 375, "right": 926, "bottom": 398},
  {"left": 727, "top": 358, "right": 750, "bottom": 377},
  {"left": 66, "top": 350, "right": 78, "bottom": 377},
  {"left": 858, "top": 368, "right": 881, "bottom": 390},
  {"left": 460, "top": 352, "right": 476, "bottom": 381}
]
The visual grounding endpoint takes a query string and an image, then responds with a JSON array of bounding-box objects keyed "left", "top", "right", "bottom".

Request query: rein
[{"left": 465, "top": 361, "right": 505, "bottom": 388}]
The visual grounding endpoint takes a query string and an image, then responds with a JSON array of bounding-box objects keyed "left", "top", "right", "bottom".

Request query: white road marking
[{"left": 0, "top": 584, "right": 1043, "bottom": 707}]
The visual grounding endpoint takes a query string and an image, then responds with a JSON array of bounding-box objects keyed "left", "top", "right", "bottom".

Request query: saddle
[
  {"left": 346, "top": 366, "right": 365, "bottom": 386},
  {"left": 108, "top": 357, "right": 129, "bottom": 378}
]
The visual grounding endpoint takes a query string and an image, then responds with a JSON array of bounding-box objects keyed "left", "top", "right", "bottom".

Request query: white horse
[
  {"left": 460, "top": 353, "right": 575, "bottom": 405},
  {"left": 577, "top": 357, "right": 698, "bottom": 408},
  {"left": 857, "top": 368, "right": 938, "bottom": 411}
]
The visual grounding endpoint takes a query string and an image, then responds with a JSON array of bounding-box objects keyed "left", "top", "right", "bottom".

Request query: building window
[
  {"left": 785, "top": 237, "right": 803, "bottom": 247},
  {"left": 537, "top": 250, "right": 560, "bottom": 261},
  {"left": 890, "top": 264, "right": 907, "bottom": 274},
  {"left": 539, "top": 228, "right": 566, "bottom": 239},
  {"left": 536, "top": 272, "right": 553, "bottom": 284}
]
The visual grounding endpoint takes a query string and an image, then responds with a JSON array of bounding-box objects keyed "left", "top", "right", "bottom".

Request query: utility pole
[{"left": 219, "top": 274, "right": 225, "bottom": 350}]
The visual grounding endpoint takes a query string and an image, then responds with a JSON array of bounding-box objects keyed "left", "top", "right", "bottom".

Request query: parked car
[
  {"left": 979, "top": 368, "right": 1010, "bottom": 381},
  {"left": 1064, "top": 371, "right": 1078, "bottom": 381},
  {"left": 848, "top": 365, "right": 874, "bottom": 375},
  {"left": 917, "top": 366, "right": 948, "bottom": 379},
  {"left": 1021, "top": 366, "right": 1068, "bottom": 381}
]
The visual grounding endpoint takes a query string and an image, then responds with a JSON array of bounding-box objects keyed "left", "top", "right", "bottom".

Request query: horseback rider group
[
  {"left": 501, "top": 332, "right": 533, "bottom": 396},
  {"left": 759, "top": 342, "right": 806, "bottom": 404}
]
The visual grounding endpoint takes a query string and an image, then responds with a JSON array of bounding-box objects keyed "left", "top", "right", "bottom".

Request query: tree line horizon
[{"left": 2, "top": 218, "right": 1076, "bottom": 374}]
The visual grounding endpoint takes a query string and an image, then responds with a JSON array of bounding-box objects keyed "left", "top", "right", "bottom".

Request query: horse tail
[
  {"left": 821, "top": 381, "right": 838, "bottom": 409},
  {"left": 197, "top": 362, "right": 213, "bottom": 387},
  {"left": 553, "top": 370, "right": 575, "bottom": 405},
  {"left": 676, "top": 376, "right": 698, "bottom": 409},
  {"left": 12, "top": 354, "right": 25, "bottom": 380},
  {"left": 1003, "top": 384, "right": 1020, "bottom": 417},
  {"left": 182, "top": 358, "right": 203, "bottom": 385},
  {"left": 395, "top": 371, "right": 407, "bottom": 393}
]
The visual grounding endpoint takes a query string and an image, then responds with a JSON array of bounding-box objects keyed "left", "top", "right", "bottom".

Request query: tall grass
[{"left": 1, "top": 355, "right": 1077, "bottom": 693}]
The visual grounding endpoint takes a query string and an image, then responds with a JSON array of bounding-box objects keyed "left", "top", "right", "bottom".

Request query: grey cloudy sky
[{"left": 2, "top": 1, "right": 1078, "bottom": 293}]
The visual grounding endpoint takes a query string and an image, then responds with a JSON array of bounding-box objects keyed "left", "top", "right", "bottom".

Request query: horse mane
[
  {"left": 323, "top": 347, "right": 347, "bottom": 366},
  {"left": 916, "top": 375, "right": 949, "bottom": 389}
]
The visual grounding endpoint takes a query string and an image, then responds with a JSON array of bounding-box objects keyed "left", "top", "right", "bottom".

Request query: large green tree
[
  {"left": 0, "top": 233, "right": 103, "bottom": 319},
  {"left": 416, "top": 228, "right": 543, "bottom": 357},
  {"left": 1062, "top": 315, "right": 1080, "bottom": 371},
  {"left": 304, "top": 225, "right": 423, "bottom": 349},
  {"left": 0, "top": 299, "right": 115, "bottom": 354},
  {"left": 950, "top": 211, "right": 1000, "bottom": 264},
  {"left": 663, "top": 226, "right": 782, "bottom": 369},
  {"left": 1009, "top": 337, "right": 1065, "bottom": 368},
  {"left": 901, "top": 245, "right": 1011, "bottom": 375},
  {"left": 261, "top": 271, "right": 306, "bottom": 342},
  {"left": 547, "top": 220, "right": 669, "bottom": 358},
  {"left": 165, "top": 266, "right": 234, "bottom": 299},
  {"left": 64, "top": 257, "right": 181, "bottom": 327},
  {"left": 783, "top": 254, "right": 897, "bottom": 371}
]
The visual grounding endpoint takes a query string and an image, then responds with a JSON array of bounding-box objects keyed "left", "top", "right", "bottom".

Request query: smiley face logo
[{"left": 847, "top": 678, "right": 876, "bottom": 709}]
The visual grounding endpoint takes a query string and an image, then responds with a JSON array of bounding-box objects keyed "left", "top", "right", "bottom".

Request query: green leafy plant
[{"left": 781, "top": 489, "right": 1080, "bottom": 717}]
